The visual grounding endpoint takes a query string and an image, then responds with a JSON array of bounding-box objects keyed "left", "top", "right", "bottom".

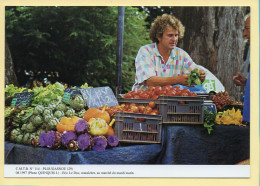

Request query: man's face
[
  {"left": 243, "top": 16, "right": 250, "bottom": 44},
  {"left": 157, "top": 27, "right": 179, "bottom": 50}
]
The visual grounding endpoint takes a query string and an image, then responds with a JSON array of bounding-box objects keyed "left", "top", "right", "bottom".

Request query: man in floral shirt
[{"left": 133, "top": 14, "right": 205, "bottom": 91}]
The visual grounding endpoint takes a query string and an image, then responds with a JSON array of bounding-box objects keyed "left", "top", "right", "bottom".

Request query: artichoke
[
  {"left": 76, "top": 109, "right": 86, "bottom": 118},
  {"left": 22, "top": 133, "right": 31, "bottom": 145},
  {"left": 32, "top": 115, "right": 43, "bottom": 126},
  {"left": 15, "top": 134, "right": 24, "bottom": 144},
  {"left": 46, "top": 118, "right": 59, "bottom": 131},
  {"left": 33, "top": 105, "right": 45, "bottom": 115},
  {"left": 48, "top": 102, "right": 57, "bottom": 111},
  {"left": 36, "top": 128, "right": 46, "bottom": 136},
  {"left": 56, "top": 103, "right": 67, "bottom": 112},
  {"left": 25, "top": 122, "right": 36, "bottom": 133},
  {"left": 10, "top": 128, "right": 22, "bottom": 141},
  {"left": 65, "top": 108, "right": 75, "bottom": 117},
  {"left": 69, "top": 95, "right": 86, "bottom": 111},
  {"left": 43, "top": 108, "right": 53, "bottom": 116},
  {"left": 44, "top": 113, "right": 54, "bottom": 123},
  {"left": 54, "top": 110, "right": 65, "bottom": 118}
]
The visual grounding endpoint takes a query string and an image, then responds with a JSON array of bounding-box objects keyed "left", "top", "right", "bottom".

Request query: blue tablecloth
[{"left": 5, "top": 125, "right": 249, "bottom": 165}]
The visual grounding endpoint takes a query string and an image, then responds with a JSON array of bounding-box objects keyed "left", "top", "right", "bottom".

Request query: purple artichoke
[
  {"left": 77, "top": 134, "right": 93, "bottom": 151},
  {"left": 107, "top": 135, "right": 119, "bottom": 147},
  {"left": 61, "top": 131, "right": 77, "bottom": 146},
  {"left": 38, "top": 131, "right": 61, "bottom": 149},
  {"left": 74, "top": 119, "right": 89, "bottom": 134},
  {"left": 39, "top": 132, "right": 48, "bottom": 147},
  {"left": 93, "top": 136, "right": 107, "bottom": 152}
]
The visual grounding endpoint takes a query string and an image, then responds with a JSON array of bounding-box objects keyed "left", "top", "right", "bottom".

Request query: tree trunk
[
  {"left": 174, "top": 7, "right": 246, "bottom": 100},
  {"left": 5, "top": 38, "right": 18, "bottom": 86}
]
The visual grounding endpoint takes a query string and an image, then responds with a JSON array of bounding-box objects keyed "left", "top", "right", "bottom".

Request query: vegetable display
[
  {"left": 187, "top": 69, "right": 201, "bottom": 86},
  {"left": 211, "top": 91, "right": 234, "bottom": 110},
  {"left": 216, "top": 108, "right": 244, "bottom": 126},
  {"left": 123, "top": 85, "right": 197, "bottom": 99}
]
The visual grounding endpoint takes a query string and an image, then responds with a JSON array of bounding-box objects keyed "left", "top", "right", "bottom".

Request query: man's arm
[{"left": 146, "top": 74, "right": 190, "bottom": 87}]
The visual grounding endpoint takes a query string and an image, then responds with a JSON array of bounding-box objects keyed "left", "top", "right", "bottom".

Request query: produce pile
[
  {"left": 211, "top": 91, "right": 234, "bottom": 110},
  {"left": 5, "top": 82, "right": 119, "bottom": 152},
  {"left": 123, "top": 85, "right": 197, "bottom": 99},
  {"left": 100, "top": 101, "right": 159, "bottom": 116}
]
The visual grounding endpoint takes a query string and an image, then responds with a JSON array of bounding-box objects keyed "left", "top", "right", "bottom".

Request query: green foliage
[
  {"left": 203, "top": 108, "right": 217, "bottom": 134},
  {"left": 5, "top": 6, "right": 150, "bottom": 92}
]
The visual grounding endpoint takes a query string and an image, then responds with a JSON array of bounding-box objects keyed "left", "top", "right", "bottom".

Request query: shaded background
[{"left": 5, "top": 6, "right": 250, "bottom": 100}]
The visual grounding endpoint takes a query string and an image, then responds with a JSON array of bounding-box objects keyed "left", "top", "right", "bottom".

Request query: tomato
[
  {"left": 144, "top": 106, "right": 152, "bottom": 114},
  {"left": 130, "top": 103, "right": 136, "bottom": 107},
  {"left": 180, "top": 92, "right": 189, "bottom": 97},
  {"left": 133, "top": 95, "right": 141, "bottom": 99},
  {"left": 147, "top": 86, "right": 155, "bottom": 92},
  {"left": 151, "top": 109, "right": 159, "bottom": 115},
  {"left": 162, "top": 85, "right": 172, "bottom": 91},
  {"left": 138, "top": 105, "right": 145, "bottom": 113},
  {"left": 190, "top": 92, "right": 197, "bottom": 97},
  {"left": 159, "top": 90, "right": 167, "bottom": 96},
  {"left": 130, "top": 105, "right": 139, "bottom": 113},
  {"left": 140, "top": 93, "right": 150, "bottom": 99},
  {"left": 154, "top": 86, "right": 162, "bottom": 95},
  {"left": 148, "top": 101, "right": 156, "bottom": 108},
  {"left": 151, "top": 95, "right": 159, "bottom": 100}
]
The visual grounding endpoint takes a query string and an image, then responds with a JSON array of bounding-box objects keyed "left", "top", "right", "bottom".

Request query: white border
[{"left": 4, "top": 165, "right": 250, "bottom": 178}]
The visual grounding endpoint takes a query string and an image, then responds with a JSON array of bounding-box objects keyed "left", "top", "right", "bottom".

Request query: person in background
[
  {"left": 132, "top": 14, "right": 205, "bottom": 91},
  {"left": 233, "top": 14, "right": 250, "bottom": 123}
]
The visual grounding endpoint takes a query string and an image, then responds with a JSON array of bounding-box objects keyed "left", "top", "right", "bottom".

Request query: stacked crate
[{"left": 113, "top": 96, "right": 205, "bottom": 144}]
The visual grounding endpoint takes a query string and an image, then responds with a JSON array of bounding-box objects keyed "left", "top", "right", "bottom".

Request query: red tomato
[
  {"left": 140, "top": 93, "right": 150, "bottom": 99},
  {"left": 147, "top": 86, "right": 156, "bottom": 92},
  {"left": 190, "top": 92, "right": 197, "bottom": 97},
  {"left": 151, "top": 95, "right": 159, "bottom": 100},
  {"left": 180, "top": 92, "right": 189, "bottom": 97},
  {"left": 154, "top": 86, "right": 162, "bottom": 95}
]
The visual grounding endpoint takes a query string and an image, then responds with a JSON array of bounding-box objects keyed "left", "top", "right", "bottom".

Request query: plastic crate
[
  {"left": 158, "top": 96, "right": 204, "bottom": 124},
  {"left": 118, "top": 96, "right": 204, "bottom": 125},
  {"left": 113, "top": 112, "right": 162, "bottom": 144}
]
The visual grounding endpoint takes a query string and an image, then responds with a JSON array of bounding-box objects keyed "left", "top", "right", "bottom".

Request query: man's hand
[
  {"left": 233, "top": 72, "right": 247, "bottom": 86},
  {"left": 177, "top": 74, "right": 190, "bottom": 86},
  {"left": 199, "top": 69, "right": 206, "bottom": 82}
]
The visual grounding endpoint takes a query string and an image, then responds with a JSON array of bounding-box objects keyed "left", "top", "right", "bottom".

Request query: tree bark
[
  {"left": 5, "top": 38, "right": 18, "bottom": 86},
  {"left": 174, "top": 7, "right": 246, "bottom": 100}
]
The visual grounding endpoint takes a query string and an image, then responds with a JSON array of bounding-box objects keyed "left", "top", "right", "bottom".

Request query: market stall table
[{"left": 5, "top": 124, "right": 249, "bottom": 165}]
